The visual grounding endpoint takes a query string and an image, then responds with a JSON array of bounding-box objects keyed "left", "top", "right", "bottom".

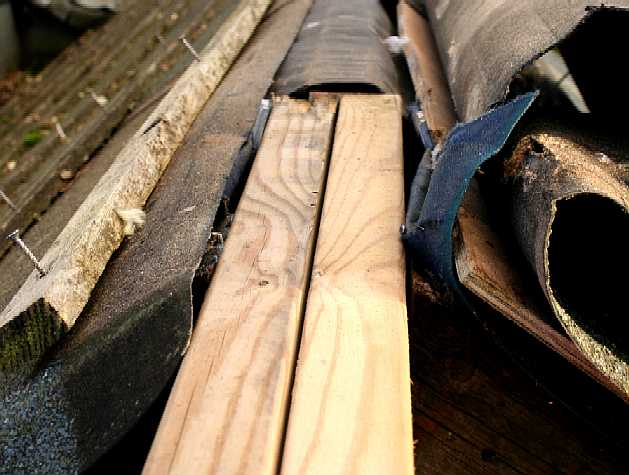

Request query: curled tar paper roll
[{"left": 505, "top": 126, "right": 629, "bottom": 396}]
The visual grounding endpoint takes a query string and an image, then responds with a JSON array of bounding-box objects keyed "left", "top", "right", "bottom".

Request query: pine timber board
[
  {"left": 280, "top": 94, "right": 414, "bottom": 475},
  {"left": 0, "top": 0, "right": 272, "bottom": 381},
  {"left": 398, "top": 1, "right": 456, "bottom": 142},
  {"left": 142, "top": 95, "right": 338, "bottom": 475}
]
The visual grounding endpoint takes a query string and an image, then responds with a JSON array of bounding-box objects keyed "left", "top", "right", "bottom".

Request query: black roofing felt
[
  {"left": 421, "top": 0, "right": 629, "bottom": 121},
  {"left": 273, "top": 0, "right": 401, "bottom": 97}
]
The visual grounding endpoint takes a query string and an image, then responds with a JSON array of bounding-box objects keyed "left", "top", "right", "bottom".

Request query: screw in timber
[
  {"left": 180, "top": 36, "right": 201, "bottom": 62},
  {"left": 6, "top": 230, "right": 47, "bottom": 277}
]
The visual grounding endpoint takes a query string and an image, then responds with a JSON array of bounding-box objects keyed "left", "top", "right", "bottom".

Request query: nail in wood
[
  {"left": 55, "top": 121, "right": 68, "bottom": 142},
  {"left": 180, "top": 36, "right": 201, "bottom": 62},
  {"left": 6, "top": 230, "right": 46, "bottom": 277},
  {"left": 89, "top": 89, "right": 108, "bottom": 108}
]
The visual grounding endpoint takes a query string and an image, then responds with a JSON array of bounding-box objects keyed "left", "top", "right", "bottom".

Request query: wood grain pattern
[
  {"left": 280, "top": 95, "right": 414, "bottom": 475},
  {"left": 398, "top": 1, "right": 456, "bottom": 142},
  {"left": 0, "top": 0, "right": 271, "bottom": 381},
  {"left": 142, "top": 95, "right": 338, "bottom": 475}
]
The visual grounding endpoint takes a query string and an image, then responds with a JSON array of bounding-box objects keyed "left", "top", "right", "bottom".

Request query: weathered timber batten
[{"left": 0, "top": 0, "right": 272, "bottom": 383}]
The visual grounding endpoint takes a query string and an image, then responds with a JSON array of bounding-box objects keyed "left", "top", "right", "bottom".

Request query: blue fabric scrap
[{"left": 404, "top": 92, "right": 538, "bottom": 290}]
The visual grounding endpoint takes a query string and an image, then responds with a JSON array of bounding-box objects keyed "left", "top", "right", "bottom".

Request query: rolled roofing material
[
  {"left": 272, "top": 0, "right": 400, "bottom": 96},
  {"left": 403, "top": 1, "right": 629, "bottom": 398},
  {"left": 421, "top": 0, "right": 629, "bottom": 121},
  {"left": 507, "top": 126, "right": 629, "bottom": 397}
]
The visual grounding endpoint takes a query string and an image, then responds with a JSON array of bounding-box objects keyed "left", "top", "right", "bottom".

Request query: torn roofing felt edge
[
  {"left": 402, "top": 92, "right": 627, "bottom": 401},
  {"left": 404, "top": 92, "right": 538, "bottom": 291},
  {"left": 421, "top": 0, "right": 629, "bottom": 122},
  {"left": 506, "top": 125, "right": 629, "bottom": 398}
]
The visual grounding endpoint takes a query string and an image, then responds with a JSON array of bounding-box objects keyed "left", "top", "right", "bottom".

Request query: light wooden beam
[
  {"left": 398, "top": 1, "right": 456, "bottom": 142},
  {"left": 280, "top": 95, "right": 414, "bottom": 475},
  {"left": 0, "top": 0, "right": 272, "bottom": 380},
  {"left": 142, "top": 95, "right": 338, "bottom": 475}
]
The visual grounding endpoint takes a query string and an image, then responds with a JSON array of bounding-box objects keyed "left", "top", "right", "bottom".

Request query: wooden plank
[
  {"left": 280, "top": 94, "right": 414, "bottom": 475},
  {"left": 0, "top": 0, "right": 272, "bottom": 381},
  {"left": 0, "top": 0, "right": 238, "bottom": 257},
  {"left": 398, "top": 1, "right": 456, "bottom": 142},
  {"left": 142, "top": 95, "right": 338, "bottom": 475}
]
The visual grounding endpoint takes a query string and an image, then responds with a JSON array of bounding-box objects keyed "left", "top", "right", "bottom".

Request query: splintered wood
[
  {"left": 281, "top": 95, "right": 413, "bottom": 475},
  {"left": 0, "top": 0, "right": 272, "bottom": 380},
  {"left": 143, "top": 96, "right": 337, "bottom": 475},
  {"left": 144, "top": 94, "right": 413, "bottom": 474}
]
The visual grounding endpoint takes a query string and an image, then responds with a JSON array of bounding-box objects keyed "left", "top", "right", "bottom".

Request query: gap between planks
[
  {"left": 280, "top": 94, "right": 414, "bottom": 475},
  {"left": 143, "top": 94, "right": 338, "bottom": 475},
  {"left": 144, "top": 94, "right": 414, "bottom": 475}
]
